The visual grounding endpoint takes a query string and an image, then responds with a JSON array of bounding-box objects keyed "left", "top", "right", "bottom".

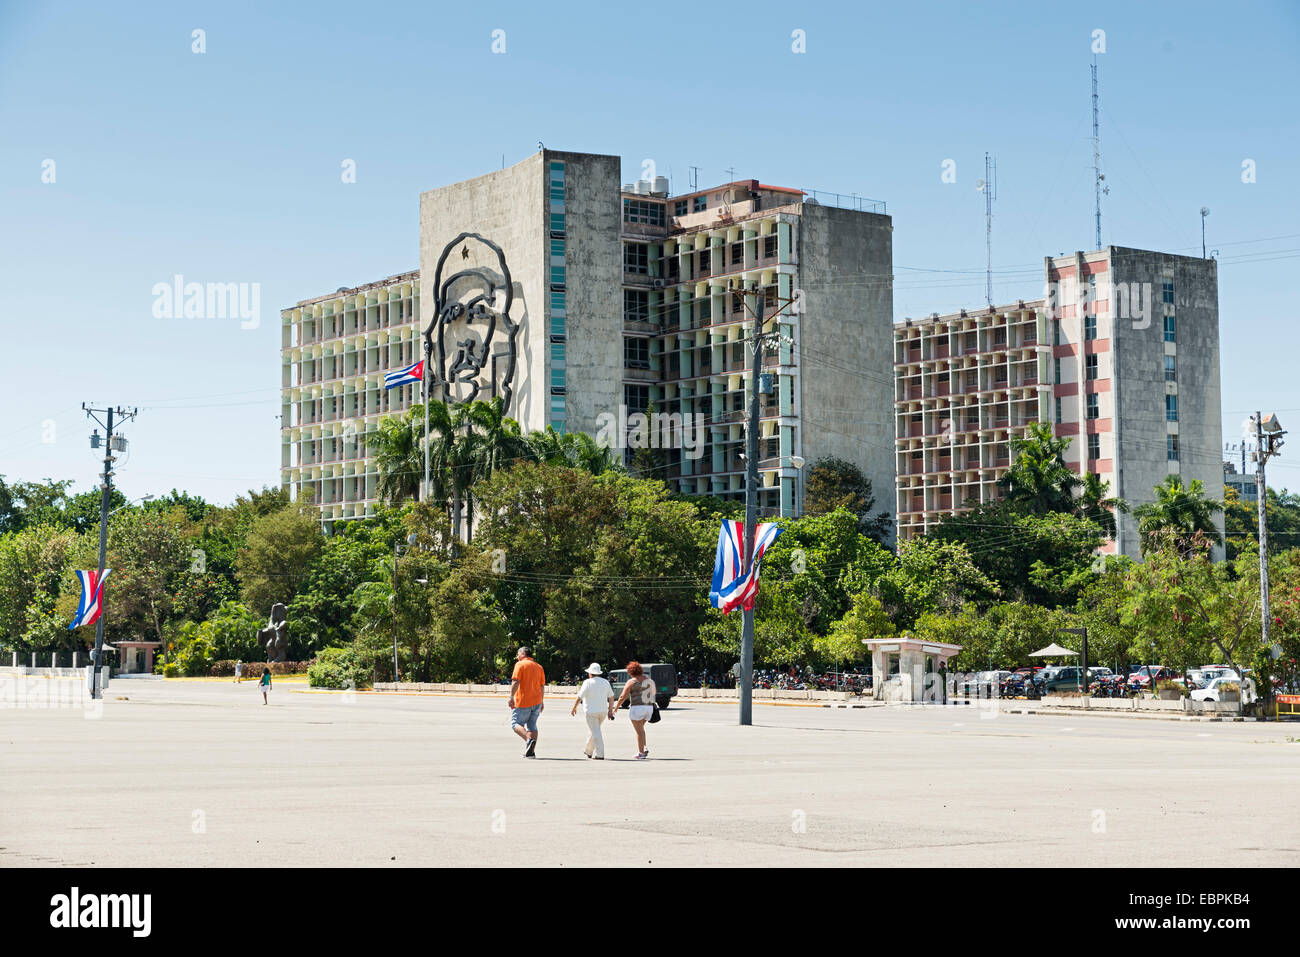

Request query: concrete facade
[
  {"left": 284, "top": 150, "right": 895, "bottom": 525},
  {"left": 895, "top": 246, "right": 1223, "bottom": 559}
]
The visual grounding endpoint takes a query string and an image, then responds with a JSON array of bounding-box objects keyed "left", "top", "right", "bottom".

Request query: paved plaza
[{"left": 2, "top": 678, "right": 1298, "bottom": 867}]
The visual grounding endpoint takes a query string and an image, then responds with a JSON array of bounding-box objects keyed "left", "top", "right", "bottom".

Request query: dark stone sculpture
[{"left": 258, "top": 603, "right": 288, "bottom": 663}]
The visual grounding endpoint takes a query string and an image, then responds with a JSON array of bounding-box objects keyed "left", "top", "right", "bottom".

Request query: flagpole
[
  {"left": 740, "top": 291, "right": 763, "bottom": 727},
  {"left": 422, "top": 343, "right": 430, "bottom": 504}
]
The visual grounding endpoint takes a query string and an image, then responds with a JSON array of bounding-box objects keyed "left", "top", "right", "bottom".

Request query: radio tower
[
  {"left": 977, "top": 152, "right": 997, "bottom": 306},
  {"left": 1091, "top": 56, "right": 1107, "bottom": 249}
]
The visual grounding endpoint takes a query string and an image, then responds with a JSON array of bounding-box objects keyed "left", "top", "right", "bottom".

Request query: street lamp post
[{"left": 392, "top": 532, "right": 419, "bottom": 682}]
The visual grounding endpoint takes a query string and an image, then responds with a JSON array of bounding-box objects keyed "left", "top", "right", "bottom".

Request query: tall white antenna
[
  {"left": 1091, "top": 56, "right": 1108, "bottom": 249},
  {"left": 976, "top": 153, "right": 997, "bottom": 307}
]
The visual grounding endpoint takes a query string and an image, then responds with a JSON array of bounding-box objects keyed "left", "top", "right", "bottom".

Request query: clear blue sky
[{"left": 2, "top": 0, "right": 1297, "bottom": 504}]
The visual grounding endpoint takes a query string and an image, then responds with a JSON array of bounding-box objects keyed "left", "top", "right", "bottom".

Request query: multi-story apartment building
[
  {"left": 283, "top": 149, "right": 896, "bottom": 528},
  {"left": 280, "top": 272, "right": 420, "bottom": 525},
  {"left": 894, "top": 246, "right": 1222, "bottom": 559},
  {"left": 1224, "top": 461, "right": 1259, "bottom": 504}
]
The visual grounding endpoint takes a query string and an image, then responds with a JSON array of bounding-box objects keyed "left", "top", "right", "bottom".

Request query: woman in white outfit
[
  {"left": 613, "top": 660, "right": 656, "bottom": 759},
  {"left": 570, "top": 663, "right": 615, "bottom": 759}
]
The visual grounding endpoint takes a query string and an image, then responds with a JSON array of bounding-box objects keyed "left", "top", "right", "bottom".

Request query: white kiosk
[{"left": 863, "top": 634, "right": 962, "bottom": 703}]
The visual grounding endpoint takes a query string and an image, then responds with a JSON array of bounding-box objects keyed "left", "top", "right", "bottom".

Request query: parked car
[
  {"left": 607, "top": 663, "right": 677, "bottom": 709},
  {"left": 1191, "top": 676, "right": 1240, "bottom": 702},
  {"left": 1184, "top": 669, "right": 1208, "bottom": 689},
  {"left": 1043, "top": 667, "right": 1092, "bottom": 692},
  {"left": 1133, "top": 665, "right": 1179, "bottom": 688}
]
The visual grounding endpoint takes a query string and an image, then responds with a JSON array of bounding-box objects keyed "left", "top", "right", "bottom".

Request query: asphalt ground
[{"left": 2, "top": 677, "right": 1297, "bottom": 867}]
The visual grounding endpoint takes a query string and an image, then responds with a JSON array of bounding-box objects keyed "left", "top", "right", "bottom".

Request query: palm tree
[
  {"left": 456, "top": 396, "right": 530, "bottom": 540},
  {"left": 526, "top": 426, "right": 622, "bottom": 475},
  {"left": 996, "top": 422, "right": 1081, "bottom": 513},
  {"left": 369, "top": 406, "right": 425, "bottom": 504},
  {"left": 1134, "top": 476, "right": 1223, "bottom": 557},
  {"left": 1076, "top": 472, "right": 1128, "bottom": 538},
  {"left": 423, "top": 399, "right": 458, "bottom": 521}
]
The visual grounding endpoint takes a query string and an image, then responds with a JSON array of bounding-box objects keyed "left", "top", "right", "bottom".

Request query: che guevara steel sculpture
[{"left": 423, "top": 232, "right": 519, "bottom": 413}]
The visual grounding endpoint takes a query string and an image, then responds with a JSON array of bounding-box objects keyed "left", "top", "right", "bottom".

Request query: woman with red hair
[{"left": 612, "top": 661, "right": 656, "bottom": 759}]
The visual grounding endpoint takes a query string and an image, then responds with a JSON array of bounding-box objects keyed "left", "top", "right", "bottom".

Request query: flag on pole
[
  {"left": 384, "top": 359, "right": 424, "bottom": 391},
  {"left": 709, "top": 520, "right": 782, "bottom": 614},
  {"left": 68, "top": 569, "right": 111, "bottom": 629}
]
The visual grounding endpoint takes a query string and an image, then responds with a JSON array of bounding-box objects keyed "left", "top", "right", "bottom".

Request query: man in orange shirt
[{"left": 509, "top": 646, "right": 545, "bottom": 758}]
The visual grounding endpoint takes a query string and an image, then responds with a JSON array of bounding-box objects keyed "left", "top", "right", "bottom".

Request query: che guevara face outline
[{"left": 424, "top": 232, "right": 518, "bottom": 412}]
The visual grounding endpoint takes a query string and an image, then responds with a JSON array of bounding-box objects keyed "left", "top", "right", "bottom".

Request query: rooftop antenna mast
[
  {"left": 689, "top": 166, "right": 700, "bottom": 191},
  {"left": 1091, "top": 55, "right": 1108, "bottom": 249},
  {"left": 976, "top": 153, "right": 997, "bottom": 307}
]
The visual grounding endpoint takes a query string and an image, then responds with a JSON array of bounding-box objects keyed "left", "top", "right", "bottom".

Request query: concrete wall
[
  {"left": 420, "top": 154, "right": 549, "bottom": 432},
  {"left": 545, "top": 150, "right": 623, "bottom": 436},
  {"left": 1110, "top": 246, "right": 1222, "bottom": 559},
  {"left": 797, "top": 204, "right": 895, "bottom": 540}
]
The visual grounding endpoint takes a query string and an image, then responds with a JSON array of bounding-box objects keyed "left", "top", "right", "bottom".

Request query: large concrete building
[
  {"left": 284, "top": 149, "right": 896, "bottom": 526},
  {"left": 280, "top": 271, "right": 421, "bottom": 524},
  {"left": 893, "top": 245, "right": 1222, "bottom": 558}
]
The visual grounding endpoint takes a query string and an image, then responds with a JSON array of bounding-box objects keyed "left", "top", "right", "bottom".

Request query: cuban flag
[
  {"left": 709, "top": 520, "right": 782, "bottom": 614},
  {"left": 69, "top": 569, "right": 111, "bottom": 629},
  {"left": 384, "top": 359, "right": 424, "bottom": 391}
]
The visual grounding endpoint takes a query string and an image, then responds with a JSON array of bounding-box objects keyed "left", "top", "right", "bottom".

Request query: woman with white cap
[{"left": 570, "top": 663, "right": 615, "bottom": 759}]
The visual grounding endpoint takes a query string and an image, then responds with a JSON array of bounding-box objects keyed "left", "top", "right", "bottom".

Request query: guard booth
[
  {"left": 863, "top": 635, "right": 962, "bottom": 703},
  {"left": 113, "top": 641, "right": 162, "bottom": 675}
]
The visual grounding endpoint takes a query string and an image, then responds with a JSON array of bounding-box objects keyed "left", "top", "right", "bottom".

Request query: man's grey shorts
[{"left": 511, "top": 704, "right": 541, "bottom": 733}]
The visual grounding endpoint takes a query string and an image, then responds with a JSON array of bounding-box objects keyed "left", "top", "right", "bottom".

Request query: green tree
[
  {"left": 101, "top": 507, "right": 195, "bottom": 654},
  {"left": 803, "top": 457, "right": 891, "bottom": 542},
  {"left": 236, "top": 507, "right": 324, "bottom": 616},
  {"left": 819, "top": 592, "right": 894, "bottom": 669},
  {"left": 1134, "top": 475, "right": 1223, "bottom": 557},
  {"left": 0, "top": 523, "right": 79, "bottom": 652},
  {"left": 995, "top": 423, "right": 1081, "bottom": 513},
  {"left": 1121, "top": 531, "right": 1257, "bottom": 679},
  {"left": 459, "top": 396, "right": 531, "bottom": 540},
  {"left": 871, "top": 538, "right": 998, "bottom": 629},
  {"left": 370, "top": 405, "right": 426, "bottom": 505}
]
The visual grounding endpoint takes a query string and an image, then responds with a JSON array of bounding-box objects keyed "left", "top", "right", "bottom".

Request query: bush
[
  {"left": 162, "top": 662, "right": 180, "bottom": 678},
  {"left": 1155, "top": 679, "right": 1188, "bottom": 697},
  {"left": 307, "top": 646, "right": 371, "bottom": 689},
  {"left": 209, "top": 659, "right": 311, "bottom": 677}
]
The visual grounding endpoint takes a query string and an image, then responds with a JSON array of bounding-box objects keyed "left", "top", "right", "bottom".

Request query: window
[
  {"left": 1167, "top": 435, "right": 1180, "bottom": 461},
  {"left": 1086, "top": 392, "right": 1099, "bottom": 419},
  {"left": 1053, "top": 357, "right": 1062, "bottom": 384},
  {"left": 697, "top": 251, "right": 711, "bottom": 277},
  {"left": 1086, "top": 354, "right": 1098, "bottom": 380},
  {"left": 1165, "top": 394, "right": 1178, "bottom": 422},
  {"left": 1164, "top": 315, "right": 1176, "bottom": 342},
  {"left": 622, "top": 199, "right": 665, "bottom": 227},
  {"left": 698, "top": 298, "right": 712, "bottom": 322},
  {"left": 693, "top": 195, "right": 707, "bottom": 212},
  {"left": 1088, "top": 434, "right": 1101, "bottom": 461},
  {"left": 1055, "top": 397, "right": 1062, "bottom": 424},
  {"left": 1084, "top": 314, "right": 1097, "bottom": 341},
  {"left": 730, "top": 243, "right": 743, "bottom": 266},
  {"left": 1162, "top": 280, "right": 1174, "bottom": 304},
  {"left": 623, "top": 336, "right": 650, "bottom": 369},
  {"left": 549, "top": 212, "right": 565, "bottom": 233},
  {"left": 1164, "top": 354, "right": 1176, "bottom": 381},
  {"left": 763, "top": 235, "right": 777, "bottom": 259},
  {"left": 623, "top": 289, "right": 650, "bottom": 323},
  {"left": 623, "top": 244, "right": 648, "bottom": 275},
  {"left": 730, "top": 341, "right": 744, "bottom": 364},
  {"left": 674, "top": 199, "right": 687, "bottom": 217},
  {"left": 1053, "top": 319, "right": 1061, "bottom": 346},
  {"left": 624, "top": 385, "right": 649, "bottom": 413}
]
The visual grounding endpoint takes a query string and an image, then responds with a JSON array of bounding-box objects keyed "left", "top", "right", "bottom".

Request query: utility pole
[
  {"left": 82, "top": 403, "right": 138, "bottom": 700},
  {"left": 739, "top": 289, "right": 763, "bottom": 727},
  {"left": 1254, "top": 413, "right": 1287, "bottom": 672},
  {"left": 1201, "top": 207, "right": 1210, "bottom": 259},
  {"left": 736, "top": 285, "right": 800, "bottom": 726}
]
